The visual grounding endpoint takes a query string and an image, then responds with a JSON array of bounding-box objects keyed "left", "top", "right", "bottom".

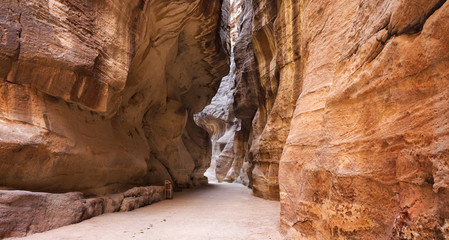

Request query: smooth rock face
[
  {"left": 247, "top": 0, "right": 302, "bottom": 200},
  {"left": 194, "top": 71, "right": 241, "bottom": 183},
  {"left": 2, "top": 0, "right": 449, "bottom": 239},
  {"left": 197, "top": 0, "right": 300, "bottom": 200},
  {"left": 0, "top": 0, "right": 228, "bottom": 195}
]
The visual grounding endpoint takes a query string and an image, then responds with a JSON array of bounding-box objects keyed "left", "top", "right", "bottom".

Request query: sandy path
[{"left": 11, "top": 183, "right": 281, "bottom": 240}]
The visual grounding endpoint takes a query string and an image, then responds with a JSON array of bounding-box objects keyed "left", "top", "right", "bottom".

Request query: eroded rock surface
[
  {"left": 0, "top": 0, "right": 228, "bottom": 195},
  {"left": 0, "top": 186, "right": 164, "bottom": 238},
  {"left": 2, "top": 0, "right": 449, "bottom": 239},
  {"left": 0, "top": 191, "right": 84, "bottom": 238},
  {"left": 194, "top": 71, "right": 242, "bottom": 183},
  {"left": 198, "top": 0, "right": 449, "bottom": 238},
  {"left": 277, "top": 0, "right": 449, "bottom": 239},
  {"left": 195, "top": 0, "right": 246, "bottom": 184},
  {"left": 197, "top": 0, "right": 300, "bottom": 200}
]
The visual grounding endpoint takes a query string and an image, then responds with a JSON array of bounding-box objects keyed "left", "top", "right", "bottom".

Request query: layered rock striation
[
  {"left": 272, "top": 0, "right": 449, "bottom": 239},
  {"left": 0, "top": 0, "right": 228, "bottom": 195},
  {"left": 2, "top": 0, "right": 449, "bottom": 239},
  {"left": 195, "top": 0, "right": 246, "bottom": 184}
]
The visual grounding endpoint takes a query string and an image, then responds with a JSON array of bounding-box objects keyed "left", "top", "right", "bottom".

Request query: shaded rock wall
[
  {"left": 197, "top": 0, "right": 300, "bottom": 200},
  {"left": 2, "top": 0, "right": 449, "bottom": 239},
  {"left": 195, "top": 0, "right": 246, "bottom": 184},
  {"left": 194, "top": 76, "right": 241, "bottom": 183},
  {"left": 0, "top": 0, "right": 228, "bottom": 195},
  {"left": 248, "top": 0, "right": 302, "bottom": 200}
]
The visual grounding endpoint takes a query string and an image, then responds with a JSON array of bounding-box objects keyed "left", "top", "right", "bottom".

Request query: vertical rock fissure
[{"left": 196, "top": 0, "right": 302, "bottom": 202}]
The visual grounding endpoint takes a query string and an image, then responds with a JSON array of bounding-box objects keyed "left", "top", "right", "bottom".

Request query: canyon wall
[
  {"left": 197, "top": 0, "right": 300, "bottom": 200},
  {"left": 195, "top": 0, "right": 247, "bottom": 184},
  {"left": 199, "top": 0, "right": 449, "bottom": 238},
  {"left": 1, "top": 0, "right": 449, "bottom": 239},
  {"left": 278, "top": 0, "right": 449, "bottom": 239},
  {"left": 0, "top": 0, "right": 228, "bottom": 195}
]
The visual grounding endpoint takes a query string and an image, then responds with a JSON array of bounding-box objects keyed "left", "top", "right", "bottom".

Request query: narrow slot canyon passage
[
  {"left": 10, "top": 184, "right": 281, "bottom": 240},
  {"left": 1, "top": 0, "right": 449, "bottom": 239}
]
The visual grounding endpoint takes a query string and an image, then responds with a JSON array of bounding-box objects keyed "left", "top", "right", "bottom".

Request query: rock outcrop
[
  {"left": 0, "top": 0, "right": 228, "bottom": 195},
  {"left": 195, "top": 0, "right": 246, "bottom": 184},
  {"left": 194, "top": 71, "right": 242, "bottom": 183},
  {"left": 247, "top": 0, "right": 302, "bottom": 200},
  {"left": 0, "top": 186, "right": 164, "bottom": 238},
  {"left": 2, "top": 0, "right": 449, "bottom": 239}
]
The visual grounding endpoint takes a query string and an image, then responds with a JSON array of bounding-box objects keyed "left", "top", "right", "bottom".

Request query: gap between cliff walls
[
  {"left": 195, "top": 0, "right": 301, "bottom": 201},
  {"left": 195, "top": 0, "right": 245, "bottom": 185}
]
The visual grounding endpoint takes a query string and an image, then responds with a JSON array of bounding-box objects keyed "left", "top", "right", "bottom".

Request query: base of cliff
[
  {"left": 6, "top": 183, "right": 281, "bottom": 240},
  {"left": 0, "top": 186, "right": 165, "bottom": 238}
]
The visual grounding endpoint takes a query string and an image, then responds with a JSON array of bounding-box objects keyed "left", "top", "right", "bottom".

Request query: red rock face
[
  {"left": 278, "top": 0, "right": 449, "bottom": 238},
  {"left": 2, "top": 0, "right": 449, "bottom": 239},
  {"left": 0, "top": 0, "right": 229, "bottom": 195},
  {"left": 201, "top": 0, "right": 449, "bottom": 237}
]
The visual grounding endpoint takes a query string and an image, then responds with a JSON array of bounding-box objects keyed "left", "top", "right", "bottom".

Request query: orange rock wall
[
  {"left": 0, "top": 0, "right": 228, "bottom": 195},
  {"left": 204, "top": 0, "right": 449, "bottom": 237},
  {"left": 277, "top": 0, "right": 449, "bottom": 238}
]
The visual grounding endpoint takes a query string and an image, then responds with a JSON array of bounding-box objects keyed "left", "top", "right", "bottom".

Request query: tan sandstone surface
[
  {"left": 0, "top": 0, "right": 229, "bottom": 237},
  {"left": 1, "top": 0, "right": 449, "bottom": 239},
  {"left": 197, "top": 0, "right": 449, "bottom": 238},
  {"left": 277, "top": 0, "right": 449, "bottom": 239},
  {"left": 0, "top": 0, "right": 228, "bottom": 195},
  {"left": 197, "top": 0, "right": 299, "bottom": 201}
]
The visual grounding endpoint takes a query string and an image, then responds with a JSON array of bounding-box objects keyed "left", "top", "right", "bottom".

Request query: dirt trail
[{"left": 10, "top": 183, "right": 281, "bottom": 240}]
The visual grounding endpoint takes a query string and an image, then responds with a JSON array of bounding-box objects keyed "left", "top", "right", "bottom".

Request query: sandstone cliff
[
  {"left": 0, "top": 0, "right": 228, "bottom": 195},
  {"left": 258, "top": 0, "right": 449, "bottom": 239},
  {"left": 197, "top": 0, "right": 300, "bottom": 200},
  {"left": 279, "top": 0, "right": 449, "bottom": 238},
  {"left": 195, "top": 0, "right": 247, "bottom": 184},
  {"left": 198, "top": 0, "right": 449, "bottom": 238},
  {"left": 1, "top": 0, "right": 449, "bottom": 239}
]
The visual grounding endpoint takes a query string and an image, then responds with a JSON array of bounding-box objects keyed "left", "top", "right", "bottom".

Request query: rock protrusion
[{"left": 0, "top": 186, "right": 165, "bottom": 238}]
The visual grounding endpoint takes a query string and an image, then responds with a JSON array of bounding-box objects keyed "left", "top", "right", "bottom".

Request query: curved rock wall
[
  {"left": 0, "top": 0, "right": 228, "bottom": 195},
  {"left": 2, "top": 0, "right": 449, "bottom": 239}
]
